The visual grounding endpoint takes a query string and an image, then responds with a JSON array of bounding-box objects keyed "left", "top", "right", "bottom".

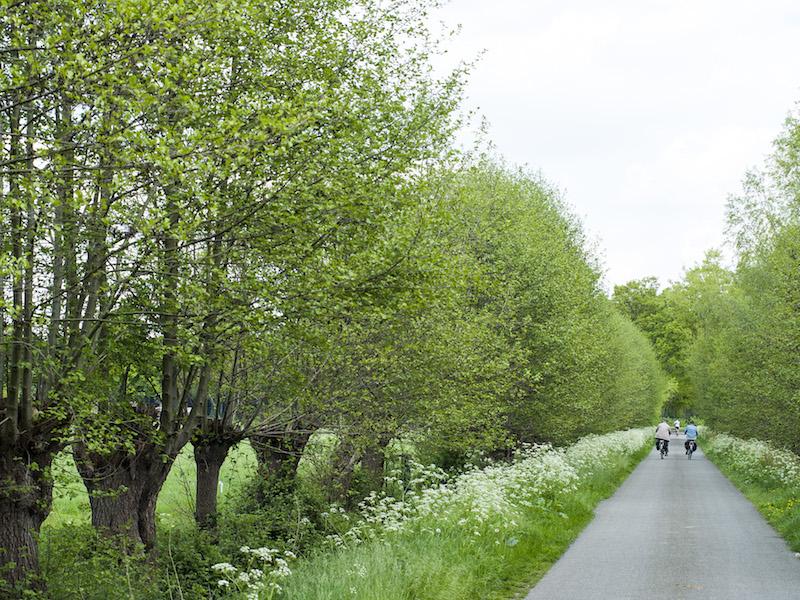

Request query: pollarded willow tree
[
  {"left": 227, "top": 160, "right": 666, "bottom": 510},
  {"left": 293, "top": 187, "right": 518, "bottom": 501},
  {"left": 70, "top": 0, "right": 464, "bottom": 544},
  {"left": 306, "top": 159, "right": 666, "bottom": 486},
  {"left": 0, "top": 0, "right": 464, "bottom": 588}
]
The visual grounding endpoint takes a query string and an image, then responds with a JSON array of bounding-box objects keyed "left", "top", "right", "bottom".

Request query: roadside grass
[
  {"left": 703, "top": 432, "right": 800, "bottom": 552},
  {"left": 39, "top": 430, "right": 649, "bottom": 600},
  {"left": 281, "top": 439, "right": 650, "bottom": 600}
]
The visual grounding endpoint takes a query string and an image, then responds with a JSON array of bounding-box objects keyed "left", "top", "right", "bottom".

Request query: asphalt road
[{"left": 524, "top": 434, "right": 800, "bottom": 600}]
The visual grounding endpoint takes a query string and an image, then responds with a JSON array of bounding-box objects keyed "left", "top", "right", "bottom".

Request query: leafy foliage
[
  {"left": 3, "top": 0, "right": 666, "bottom": 593},
  {"left": 677, "top": 110, "right": 800, "bottom": 450}
]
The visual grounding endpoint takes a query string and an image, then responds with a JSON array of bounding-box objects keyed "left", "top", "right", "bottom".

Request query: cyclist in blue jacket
[{"left": 684, "top": 420, "right": 698, "bottom": 454}]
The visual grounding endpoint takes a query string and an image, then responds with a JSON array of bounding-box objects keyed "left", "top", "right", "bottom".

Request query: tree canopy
[{"left": 1, "top": 0, "right": 666, "bottom": 593}]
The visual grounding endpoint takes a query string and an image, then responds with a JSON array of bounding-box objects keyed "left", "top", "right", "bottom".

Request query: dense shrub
[{"left": 40, "top": 526, "right": 162, "bottom": 600}]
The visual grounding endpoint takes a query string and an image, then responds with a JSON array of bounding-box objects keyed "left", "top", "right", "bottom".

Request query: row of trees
[
  {"left": 687, "top": 112, "right": 800, "bottom": 450},
  {"left": 613, "top": 108, "right": 800, "bottom": 453},
  {"left": 1, "top": 0, "right": 665, "bottom": 592},
  {"left": 1, "top": 0, "right": 463, "bottom": 588}
]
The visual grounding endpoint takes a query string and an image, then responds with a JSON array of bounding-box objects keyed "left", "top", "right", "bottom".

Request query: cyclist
[
  {"left": 655, "top": 420, "right": 671, "bottom": 455},
  {"left": 684, "top": 420, "right": 699, "bottom": 454},
  {"left": 674, "top": 418, "right": 681, "bottom": 436}
]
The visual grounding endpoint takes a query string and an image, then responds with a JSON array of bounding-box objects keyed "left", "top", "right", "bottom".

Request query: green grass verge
[
  {"left": 282, "top": 444, "right": 649, "bottom": 600},
  {"left": 704, "top": 443, "right": 800, "bottom": 552}
]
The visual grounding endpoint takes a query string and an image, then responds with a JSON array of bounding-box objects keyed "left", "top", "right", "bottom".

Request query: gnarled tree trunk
[
  {"left": 0, "top": 443, "right": 57, "bottom": 592},
  {"left": 325, "top": 438, "right": 362, "bottom": 505},
  {"left": 360, "top": 435, "right": 392, "bottom": 490},
  {"left": 73, "top": 442, "right": 176, "bottom": 549},
  {"left": 251, "top": 430, "right": 312, "bottom": 500}
]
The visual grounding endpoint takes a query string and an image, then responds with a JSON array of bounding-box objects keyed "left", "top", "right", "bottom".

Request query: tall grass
[
  {"left": 41, "top": 430, "right": 650, "bottom": 600},
  {"left": 272, "top": 429, "right": 652, "bottom": 600}
]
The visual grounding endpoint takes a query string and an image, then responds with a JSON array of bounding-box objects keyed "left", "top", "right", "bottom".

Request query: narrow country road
[{"left": 524, "top": 435, "right": 800, "bottom": 600}]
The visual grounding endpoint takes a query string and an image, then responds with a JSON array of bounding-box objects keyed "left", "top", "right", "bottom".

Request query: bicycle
[{"left": 686, "top": 439, "right": 697, "bottom": 460}]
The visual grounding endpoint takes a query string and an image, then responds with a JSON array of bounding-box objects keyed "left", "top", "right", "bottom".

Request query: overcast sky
[{"left": 433, "top": 0, "right": 800, "bottom": 289}]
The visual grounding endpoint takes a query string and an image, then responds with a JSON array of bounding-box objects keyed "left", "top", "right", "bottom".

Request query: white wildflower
[
  {"left": 318, "top": 428, "right": 652, "bottom": 556},
  {"left": 211, "top": 563, "right": 236, "bottom": 574}
]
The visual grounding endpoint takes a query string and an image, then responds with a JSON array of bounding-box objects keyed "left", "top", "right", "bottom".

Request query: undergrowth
[
  {"left": 36, "top": 430, "right": 651, "bottom": 599},
  {"left": 280, "top": 430, "right": 651, "bottom": 600}
]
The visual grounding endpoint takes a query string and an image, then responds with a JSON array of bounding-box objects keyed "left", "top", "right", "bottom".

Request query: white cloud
[{"left": 434, "top": 0, "right": 800, "bottom": 287}]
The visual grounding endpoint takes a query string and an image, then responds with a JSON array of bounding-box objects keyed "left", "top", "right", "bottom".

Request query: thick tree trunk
[
  {"left": 74, "top": 443, "right": 174, "bottom": 549},
  {"left": 360, "top": 436, "right": 391, "bottom": 489},
  {"left": 193, "top": 437, "right": 234, "bottom": 528},
  {"left": 251, "top": 431, "right": 311, "bottom": 499},
  {"left": 326, "top": 439, "right": 361, "bottom": 505},
  {"left": 0, "top": 445, "right": 56, "bottom": 592},
  {"left": 0, "top": 501, "right": 46, "bottom": 593}
]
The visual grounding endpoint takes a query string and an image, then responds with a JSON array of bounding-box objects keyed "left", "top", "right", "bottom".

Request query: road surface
[{"left": 524, "top": 435, "right": 800, "bottom": 600}]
